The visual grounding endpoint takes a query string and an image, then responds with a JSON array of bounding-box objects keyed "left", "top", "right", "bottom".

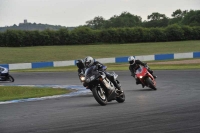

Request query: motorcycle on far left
[{"left": 0, "top": 66, "right": 14, "bottom": 82}]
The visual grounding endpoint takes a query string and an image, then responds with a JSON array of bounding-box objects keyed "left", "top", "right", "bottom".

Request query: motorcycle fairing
[{"left": 136, "top": 66, "right": 156, "bottom": 86}]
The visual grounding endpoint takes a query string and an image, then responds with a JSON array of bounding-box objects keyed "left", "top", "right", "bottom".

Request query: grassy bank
[
  {"left": 0, "top": 86, "right": 72, "bottom": 101},
  {"left": 1, "top": 40, "right": 200, "bottom": 64}
]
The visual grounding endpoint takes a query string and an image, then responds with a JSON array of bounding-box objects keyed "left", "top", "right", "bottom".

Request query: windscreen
[
  {"left": 85, "top": 66, "right": 99, "bottom": 78},
  {"left": 135, "top": 67, "right": 143, "bottom": 74}
]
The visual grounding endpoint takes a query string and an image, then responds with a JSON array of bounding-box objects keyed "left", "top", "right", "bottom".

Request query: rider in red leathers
[{"left": 128, "top": 56, "right": 157, "bottom": 87}]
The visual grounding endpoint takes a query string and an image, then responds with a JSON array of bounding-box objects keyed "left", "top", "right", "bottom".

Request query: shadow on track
[
  {"left": 85, "top": 101, "right": 124, "bottom": 107},
  {"left": 126, "top": 88, "right": 155, "bottom": 91},
  {"left": 135, "top": 89, "right": 156, "bottom": 91}
]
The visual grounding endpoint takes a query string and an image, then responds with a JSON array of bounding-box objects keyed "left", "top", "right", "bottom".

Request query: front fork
[
  {"left": 138, "top": 75, "right": 148, "bottom": 87},
  {"left": 98, "top": 86, "right": 105, "bottom": 96},
  {"left": 139, "top": 78, "right": 146, "bottom": 86},
  {"left": 141, "top": 75, "right": 154, "bottom": 87}
]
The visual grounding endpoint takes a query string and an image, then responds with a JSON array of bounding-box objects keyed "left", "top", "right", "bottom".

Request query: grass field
[
  {"left": 1, "top": 40, "right": 200, "bottom": 64},
  {"left": 0, "top": 86, "right": 72, "bottom": 101}
]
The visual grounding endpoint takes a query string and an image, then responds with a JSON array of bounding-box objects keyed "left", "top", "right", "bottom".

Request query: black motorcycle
[
  {"left": 0, "top": 67, "right": 14, "bottom": 82},
  {"left": 82, "top": 65, "right": 125, "bottom": 106}
]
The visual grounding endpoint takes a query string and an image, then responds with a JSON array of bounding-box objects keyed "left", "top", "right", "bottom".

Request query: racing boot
[
  {"left": 107, "top": 74, "right": 123, "bottom": 94},
  {"left": 136, "top": 79, "right": 144, "bottom": 88},
  {"left": 131, "top": 72, "right": 135, "bottom": 77},
  {"left": 112, "top": 80, "right": 123, "bottom": 94},
  {"left": 141, "top": 84, "right": 145, "bottom": 88}
]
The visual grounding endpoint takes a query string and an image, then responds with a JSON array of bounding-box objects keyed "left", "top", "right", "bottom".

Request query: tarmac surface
[{"left": 0, "top": 70, "right": 200, "bottom": 133}]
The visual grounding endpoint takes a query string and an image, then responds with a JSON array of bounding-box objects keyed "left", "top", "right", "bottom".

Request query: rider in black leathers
[
  {"left": 84, "top": 56, "right": 122, "bottom": 93},
  {"left": 76, "top": 59, "right": 86, "bottom": 87},
  {"left": 76, "top": 59, "right": 85, "bottom": 75},
  {"left": 128, "top": 56, "right": 157, "bottom": 87}
]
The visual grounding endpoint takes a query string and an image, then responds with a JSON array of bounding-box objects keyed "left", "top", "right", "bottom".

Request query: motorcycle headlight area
[
  {"left": 86, "top": 75, "right": 96, "bottom": 83},
  {"left": 80, "top": 76, "right": 85, "bottom": 81},
  {"left": 139, "top": 76, "right": 143, "bottom": 79}
]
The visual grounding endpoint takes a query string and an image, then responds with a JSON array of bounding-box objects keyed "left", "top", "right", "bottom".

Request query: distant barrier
[{"left": 1, "top": 52, "right": 200, "bottom": 70}]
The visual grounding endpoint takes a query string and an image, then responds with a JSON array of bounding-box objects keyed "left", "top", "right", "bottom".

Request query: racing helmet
[
  {"left": 84, "top": 56, "right": 94, "bottom": 68},
  {"left": 76, "top": 59, "right": 84, "bottom": 69},
  {"left": 128, "top": 56, "right": 135, "bottom": 65}
]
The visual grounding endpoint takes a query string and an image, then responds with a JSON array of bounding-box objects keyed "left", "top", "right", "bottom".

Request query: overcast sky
[{"left": 0, "top": 0, "right": 199, "bottom": 27}]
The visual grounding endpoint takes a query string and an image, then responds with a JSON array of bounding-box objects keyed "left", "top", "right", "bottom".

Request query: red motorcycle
[{"left": 135, "top": 65, "right": 157, "bottom": 90}]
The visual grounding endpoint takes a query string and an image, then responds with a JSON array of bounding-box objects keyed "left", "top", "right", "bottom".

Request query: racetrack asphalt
[{"left": 0, "top": 70, "right": 200, "bottom": 133}]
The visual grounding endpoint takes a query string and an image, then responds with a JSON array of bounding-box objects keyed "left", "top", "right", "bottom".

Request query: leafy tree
[
  {"left": 168, "top": 17, "right": 182, "bottom": 25},
  {"left": 144, "top": 12, "right": 169, "bottom": 28},
  {"left": 147, "top": 12, "right": 166, "bottom": 20},
  {"left": 86, "top": 16, "right": 106, "bottom": 29},
  {"left": 105, "top": 12, "right": 142, "bottom": 28},
  {"left": 85, "top": 12, "right": 142, "bottom": 29},
  {"left": 181, "top": 10, "right": 200, "bottom": 26},
  {"left": 169, "top": 9, "right": 188, "bottom": 25},
  {"left": 143, "top": 18, "right": 169, "bottom": 28},
  {"left": 172, "top": 9, "right": 183, "bottom": 18}
]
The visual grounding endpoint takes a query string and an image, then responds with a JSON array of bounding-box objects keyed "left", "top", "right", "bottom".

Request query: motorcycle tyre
[
  {"left": 146, "top": 77, "right": 156, "bottom": 90},
  {"left": 116, "top": 91, "right": 125, "bottom": 103},
  {"left": 92, "top": 87, "right": 107, "bottom": 106},
  {"left": 8, "top": 75, "right": 14, "bottom": 82}
]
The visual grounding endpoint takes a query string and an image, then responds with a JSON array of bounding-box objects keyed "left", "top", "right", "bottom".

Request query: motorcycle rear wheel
[
  {"left": 146, "top": 77, "right": 156, "bottom": 90},
  {"left": 8, "top": 75, "right": 14, "bottom": 82},
  {"left": 92, "top": 87, "right": 107, "bottom": 106}
]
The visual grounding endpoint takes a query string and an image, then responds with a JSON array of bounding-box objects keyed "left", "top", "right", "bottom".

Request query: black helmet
[{"left": 76, "top": 59, "right": 84, "bottom": 69}]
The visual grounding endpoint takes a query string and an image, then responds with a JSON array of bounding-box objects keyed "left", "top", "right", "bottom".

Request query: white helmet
[
  {"left": 84, "top": 56, "right": 94, "bottom": 68},
  {"left": 128, "top": 56, "right": 135, "bottom": 65}
]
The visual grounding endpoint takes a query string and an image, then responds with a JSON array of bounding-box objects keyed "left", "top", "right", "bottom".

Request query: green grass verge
[
  {"left": 107, "top": 63, "right": 200, "bottom": 70},
  {"left": 0, "top": 86, "right": 72, "bottom": 101},
  {"left": 148, "top": 64, "right": 200, "bottom": 70},
  {"left": 1, "top": 40, "right": 200, "bottom": 64}
]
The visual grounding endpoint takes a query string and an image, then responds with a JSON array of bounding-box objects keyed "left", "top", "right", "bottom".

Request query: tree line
[
  {"left": 1, "top": 9, "right": 199, "bottom": 31},
  {"left": 84, "top": 9, "right": 200, "bottom": 29},
  {"left": 0, "top": 9, "right": 199, "bottom": 47},
  {"left": 0, "top": 24, "right": 199, "bottom": 47},
  {"left": 85, "top": 9, "right": 200, "bottom": 29}
]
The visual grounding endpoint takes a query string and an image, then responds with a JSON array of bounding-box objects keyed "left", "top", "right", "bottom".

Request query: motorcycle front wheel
[
  {"left": 92, "top": 87, "right": 107, "bottom": 106},
  {"left": 146, "top": 77, "right": 156, "bottom": 90}
]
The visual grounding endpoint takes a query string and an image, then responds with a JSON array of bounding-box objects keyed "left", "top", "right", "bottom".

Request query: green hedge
[{"left": 0, "top": 25, "right": 199, "bottom": 47}]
